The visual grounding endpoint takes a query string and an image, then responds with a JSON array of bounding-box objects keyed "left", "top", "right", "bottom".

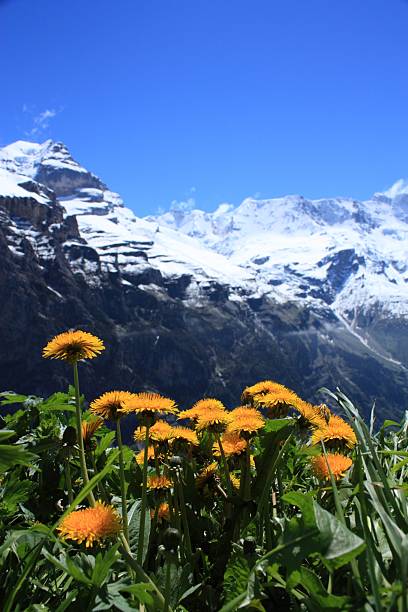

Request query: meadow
[{"left": 0, "top": 330, "right": 407, "bottom": 611}]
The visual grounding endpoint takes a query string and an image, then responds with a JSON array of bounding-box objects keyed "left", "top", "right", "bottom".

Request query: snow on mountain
[
  {"left": 0, "top": 140, "right": 256, "bottom": 292},
  {"left": 152, "top": 190, "right": 408, "bottom": 319},
  {"left": 1, "top": 139, "right": 407, "bottom": 321}
]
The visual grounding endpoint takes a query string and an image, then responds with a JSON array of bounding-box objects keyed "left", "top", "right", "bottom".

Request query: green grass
[{"left": 0, "top": 383, "right": 407, "bottom": 611}]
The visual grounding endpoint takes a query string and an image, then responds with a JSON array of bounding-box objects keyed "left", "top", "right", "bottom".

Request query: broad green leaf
[
  {"left": 117, "top": 582, "right": 155, "bottom": 605},
  {"left": 222, "top": 550, "right": 251, "bottom": 605},
  {"left": 0, "top": 393, "right": 29, "bottom": 405},
  {"left": 91, "top": 544, "right": 120, "bottom": 587},
  {"left": 127, "top": 499, "right": 151, "bottom": 562},
  {"left": 0, "top": 443, "right": 38, "bottom": 472},
  {"left": 0, "top": 475, "right": 33, "bottom": 513},
  {"left": 313, "top": 501, "right": 365, "bottom": 570},
  {"left": 0, "top": 429, "right": 15, "bottom": 442}
]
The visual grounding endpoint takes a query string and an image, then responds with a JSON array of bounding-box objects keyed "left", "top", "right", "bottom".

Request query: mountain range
[{"left": 1, "top": 139, "right": 407, "bottom": 421}]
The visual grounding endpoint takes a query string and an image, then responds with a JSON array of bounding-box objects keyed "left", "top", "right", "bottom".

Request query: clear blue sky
[{"left": 1, "top": 0, "right": 407, "bottom": 215}]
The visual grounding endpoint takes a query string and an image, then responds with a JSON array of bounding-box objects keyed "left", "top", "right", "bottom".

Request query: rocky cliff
[{"left": 1, "top": 140, "right": 407, "bottom": 422}]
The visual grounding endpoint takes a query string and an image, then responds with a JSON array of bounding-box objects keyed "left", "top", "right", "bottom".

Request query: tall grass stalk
[
  {"left": 116, "top": 418, "right": 129, "bottom": 543},
  {"left": 137, "top": 424, "right": 150, "bottom": 564}
]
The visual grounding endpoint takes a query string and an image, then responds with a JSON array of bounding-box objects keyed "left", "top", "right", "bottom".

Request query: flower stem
[
  {"left": 64, "top": 453, "right": 73, "bottom": 505},
  {"left": 137, "top": 424, "right": 150, "bottom": 564},
  {"left": 174, "top": 471, "right": 192, "bottom": 560},
  {"left": 116, "top": 418, "right": 129, "bottom": 544},
  {"left": 163, "top": 555, "right": 172, "bottom": 612},
  {"left": 73, "top": 362, "right": 95, "bottom": 507},
  {"left": 215, "top": 433, "right": 233, "bottom": 496}
]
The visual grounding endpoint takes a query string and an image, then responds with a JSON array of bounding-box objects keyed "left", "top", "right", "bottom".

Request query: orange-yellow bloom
[
  {"left": 242, "top": 380, "right": 302, "bottom": 417},
  {"left": 122, "top": 392, "right": 178, "bottom": 416},
  {"left": 151, "top": 502, "right": 170, "bottom": 522},
  {"left": 57, "top": 502, "right": 121, "bottom": 547},
  {"left": 82, "top": 417, "right": 103, "bottom": 449},
  {"left": 195, "top": 408, "right": 230, "bottom": 433},
  {"left": 293, "top": 399, "right": 329, "bottom": 428},
  {"left": 213, "top": 432, "right": 247, "bottom": 457},
  {"left": 178, "top": 398, "right": 226, "bottom": 422},
  {"left": 226, "top": 407, "right": 264, "bottom": 437},
  {"left": 135, "top": 446, "right": 156, "bottom": 465},
  {"left": 43, "top": 330, "right": 105, "bottom": 364},
  {"left": 311, "top": 453, "right": 353, "bottom": 481},
  {"left": 90, "top": 391, "right": 135, "bottom": 420},
  {"left": 311, "top": 414, "right": 357, "bottom": 449},
  {"left": 147, "top": 474, "right": 172, "bottom": 491},
  {"left": 134, "top": 420, "right": 174, "bottom": 443},
  {"left": 196, "top": 462, "right": 219, "bottom": 489},
  {"left": 170, "top": 426, "right": 199, "bottom": 446}
]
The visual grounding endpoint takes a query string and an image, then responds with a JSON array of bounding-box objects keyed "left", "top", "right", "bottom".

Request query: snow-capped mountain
[
  {"left": 0, "top": 139, "right": 407, "bottom": 420},
  {"left": 152, "top": 189, "right": 408, "bottom": 319},
  {"left": 0, "top": 140, "right": 255, "bottom": 293}
]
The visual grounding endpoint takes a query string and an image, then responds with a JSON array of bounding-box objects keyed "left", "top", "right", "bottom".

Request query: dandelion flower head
[
  {"left": 178, "top": 398, "right": 225, "bottom": 422},
  {"left": 134, "top": 420, "right": 174, "bottom": 443},
  {"left": 213, "top": 432, "right": 247, "bottom": 457},
  {"left": 43, "top": 330, "right": 105, "bottom": 364},
  {"left": 311, "top": 414, "right": 356, "bottom": 449},
  {"left": 311, "top": 453, "right": 353, "bottom": 481},
  {"left": 57, "top": 502, "right": 121, "bottom": 547},
  {"left": 170, "top": 426, "right": 199, "bottom": 446},
  {"left": 123, "top": 392, "right": 178, "bottom": 416},
  {"left": 90, "top": 391, "right": 135, "bottom": 421},
  {"left": 147, "top": 474, "right": 172, "bottom": 491},
  {"left": 82, "top": 417, "right": 103, "bottom": 449}
]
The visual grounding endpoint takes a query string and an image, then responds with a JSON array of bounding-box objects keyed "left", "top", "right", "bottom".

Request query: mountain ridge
[{"left": 0, "top": 138, "right": 407, "bottom": 420}]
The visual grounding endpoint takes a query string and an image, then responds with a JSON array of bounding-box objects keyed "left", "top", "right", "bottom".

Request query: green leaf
[
  {"left": 313, "top": 501, "right": 365, "bottom": 570},
  {"left": 0, "top": 393, "right": 29, "bottom": 405},
  {"left": 91, "top": 544, "right": 120, "bottom": 588},
  {"left": 222, "top": 550, "right": 251, "bottom": 605},
  {"left": 54, "top": 589, "right": 79, "bottom": 612},
  {"left": 0, "top": 429, "right": 15, "bottom": 442},
  {"left": 0, "top": 474, "right": 33, "bottom": 513},
  {"left": 116, "top": 582, "right": 155, "bottom": 605},
  {"left": 0, "top": 442, "right": 38, "bottom": 473},
  {"left": 96, "top": 431, "right": 116, "bottom": 457},
  {"left": 127, "top": 499, "right": 151, "bottom": 562}
]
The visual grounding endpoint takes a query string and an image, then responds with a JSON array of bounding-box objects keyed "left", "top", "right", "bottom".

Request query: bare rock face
[{"left": 1, "top": 139, "right": 407, "bottom": 425}]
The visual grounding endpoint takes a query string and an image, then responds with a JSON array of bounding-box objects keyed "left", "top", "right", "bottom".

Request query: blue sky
[{"left": 1, "top": 0, "right": 407, "bottom": 216}]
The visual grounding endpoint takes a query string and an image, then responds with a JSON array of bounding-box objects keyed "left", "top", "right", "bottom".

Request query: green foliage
[{"left": 1, "top": 384, "right": 408, "bottom": 611}]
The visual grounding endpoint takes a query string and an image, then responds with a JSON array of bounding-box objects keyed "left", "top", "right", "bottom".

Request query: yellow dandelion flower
[
  {"left": 311, "top": 415, "right": 357, "bottom": 450},
  {"left": 195, "top": 408, "right": 231, "bottom": 433},
  {"left": 311, "top": 453, "right": 353, "bottom": 481},
  {"left": 292, "top": 399, "right": 328, "bottom": 428},
  {"left": 134, "top": 420, "right": 174, "bottom": 443},
  {"left": 230, "top": 474, "right": 241, "bottom": 490},
  {"left": 82, "top": 417, "right": 103, "bottom": 449},
  {"left": 213, "top": 432, "right": 247, "bottom": 457},
  {"left": 43, "top": 330, "right": 105, "bottom": 364},
  {"left": 122, "top": 392, "right": 178, "bottom": 416},
  {"left": 147, "top": 474, "right": 172, "bottom": 491},
  {"left": 241, "top": 380, "right": 294, "bottom": 402},
  {"left": 170, "top": 426, "right": 199, "bottom": 446},
  {"left": 90, "top": 391, "right": 135, "bottom": 421},
  {"left": 135, "top": 446, "right": 156, "bottom": 465},
  {"left": 196, "top": 462, "right": 219, "bottom": 489},
  {"left": 226, "top": 408, "right": 264, "bottom": 437},
  {"left": 57, "top": 502, "right": 121, "bottom": 547},
  {"left": 151, "top": 502, "right": 170, "bottom": 522},
  {"left": 178, "top": 398, "right": 226, "bottom": 421}
]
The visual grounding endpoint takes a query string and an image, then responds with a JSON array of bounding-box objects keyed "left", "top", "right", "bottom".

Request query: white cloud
[
  {"left": 23, "top": 106, "right": 61, "bottom": 137},
  {"left": 170, "top": 186, "right": 197, "bottom": 212}
]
